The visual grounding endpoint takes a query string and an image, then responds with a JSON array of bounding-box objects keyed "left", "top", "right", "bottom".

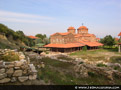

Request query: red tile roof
[
  {"left": 118, "top": 32, "right": 121, "bottom": 36},
  {"left": 68, "top": 26, "right": 75, "bottom": 30},
  {"left": 96, "top": 38, "right": 100, "bottom": 40},
  {"left": 115, "top": 38, "right": 119, "bottom": 41},
  {"left": 28, "top": 36, "right": 38, "bottom": 39},
  {"left": 74, "top": 34, "right": 83, "bottom": 37},
  {"left": 74, "top": 34, "right": 94, "bottom": 37},
  {"left": 79, "top": 41, "right": 103, "bottom": 47},
  {"left": 78, "top": 26, "right": 88, "bottom": 29},
  {"left": 44, "top": 43, "right": 85, "bottom": 48},
  {"left": 51, "top": 32, "right": 70, "bottom": 36}
]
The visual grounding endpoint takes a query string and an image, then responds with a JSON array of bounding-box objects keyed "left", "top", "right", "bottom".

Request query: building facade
[{"left": 44, "top": 25, "right": 103, "bottom": 52}]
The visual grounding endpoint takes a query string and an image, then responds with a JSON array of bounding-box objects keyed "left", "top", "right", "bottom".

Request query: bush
[
  {"left": 79, "top": 62, "right": 84, "bottom": 64},
  {"left": 97, "top": 63, "right": 107, "bottom": 67},
  {"left": 88, "top": 72, "right": 96, "bottom": 77},
  {"left": 82, "top": 46, "right": 87, "bottom": 51},
  {"left": 0, "top": 51, "right": 20, "bottom": 62}
]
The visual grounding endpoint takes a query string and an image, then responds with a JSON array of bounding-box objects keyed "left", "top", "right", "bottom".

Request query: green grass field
[{"left": 37, "top": 57, "right": 121, "bottom": 85}]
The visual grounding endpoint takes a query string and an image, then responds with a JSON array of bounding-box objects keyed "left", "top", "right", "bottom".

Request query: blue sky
[{"left": 0, "top": 0, "right": 121, "bottom": 38}]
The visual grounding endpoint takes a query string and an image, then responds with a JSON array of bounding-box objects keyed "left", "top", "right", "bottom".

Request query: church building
[{"left": 44, "top": 25, "right": 103, "bottom": 52}]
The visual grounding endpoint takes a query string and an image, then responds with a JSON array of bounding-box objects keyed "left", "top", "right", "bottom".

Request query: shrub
[
  {"left": 97, "top": 63, "right": 107, "bottom": 67},
  {"left": 0, "top": 51, "right": 20, "bottom": 62},
  {"left": 79, "top": 62, "right": 84, "bottom": 64},
  {"left": 82, "top": 46, "right": 87, "bottom": 51},
  {"left": 88, "top": 72, "right": 96, "bottom": 77}
]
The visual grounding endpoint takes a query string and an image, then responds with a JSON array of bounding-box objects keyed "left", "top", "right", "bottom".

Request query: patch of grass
[
  {"left": 57, "top": 56, "right": 74, "bottom": 61},
  {"left": 88, "top": 72, "right": 96, "bottom": 77},
  {"left": 37, "top": 65, "right": 110, "bottom": 85},
  {"left": 41, "top": 57, "right": 74, "bottom": 69},
  {"left": 97, "top": 63, "right": 107, "bottom": 67},
  {"left": 0, "top": 42, "right": 12, "bottom": 49},
  {"left": 110, "top": 56, "right": 121, "bottom": 64},
  {"left": 70, "top": 49, "right": 108, "bottom": 56},
  {"left": 0, "top": 51, "right": 20, "bottom": 62},
  {"left": 113, "top": 66, "right": 121, "bottom": 72},
  {"left": 79, "top": 61, "right": 84, "bottom": 64},
  {"left": 37, "top": 57, "right": 121, "bottom": 85}
]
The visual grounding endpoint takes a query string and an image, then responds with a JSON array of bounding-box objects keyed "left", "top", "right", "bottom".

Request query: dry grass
[{"left": 69, "top": 49, "right": 121, "bottom": 63}]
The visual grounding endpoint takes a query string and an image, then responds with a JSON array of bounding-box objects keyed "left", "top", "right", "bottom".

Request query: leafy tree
[
  {"left": 100, "top": 35, "right": 115, "bottom": 47},
  {"left": 35, "top": 34, "right": 47, "bottom": 40}
]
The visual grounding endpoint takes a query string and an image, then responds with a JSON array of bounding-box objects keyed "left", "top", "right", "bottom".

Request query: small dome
[
  {"left": 68, "top": 26, "right": 75, "bottom": 30},
  {"left": 78, "top": 26, "right": 88, "bottom": 29}
]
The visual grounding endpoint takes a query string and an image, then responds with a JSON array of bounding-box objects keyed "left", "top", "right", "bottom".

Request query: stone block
[
  {"left": 29, "top": 74, "right": 37, "bottom": 80},
  {"left": 0, "top": 78, "right": 10, "bottom": 83},
  {"left": 6, "top": 68, "right": 14, "bottom": 74},
  {"left": 0, "top": 73, "right": 7, "bottom": 80},
  {"left": 18, "top": 76, "right": 28, "bottom": 82},
  {"left": 0, "top": 68, "right": 5, "bottom": 74},
  {"left": 13, "top": 70, "right": 22, "bottom": 77}
]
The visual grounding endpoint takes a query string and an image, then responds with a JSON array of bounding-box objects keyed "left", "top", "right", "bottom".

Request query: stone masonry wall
[{"left": 0, "top": 50, "right": 37, "bottom": 84}]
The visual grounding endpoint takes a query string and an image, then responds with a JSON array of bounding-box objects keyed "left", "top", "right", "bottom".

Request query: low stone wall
[{"left": 0, "top": 59, "right": 37, "bottom": 84}]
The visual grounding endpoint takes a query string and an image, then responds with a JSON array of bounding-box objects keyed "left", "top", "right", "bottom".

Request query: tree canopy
[
  {"left": 100, "top": 35, "right": 116, "bottom": 46},
  {"left": 35, "top": 33, "right": 49, "bottom": 45}
]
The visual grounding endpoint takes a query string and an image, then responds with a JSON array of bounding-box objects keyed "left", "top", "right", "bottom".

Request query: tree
[
  {"left": 35, "top": 34, "right": 47, "bottom": 40},
  {"left": 100, "top": 35, "right": 115, "bottom": 47},
  {"left": 43, "top": 37, "right": 50, "bottom": 45},
  {"left": 82, "top": 46, "right": 87, "bottom": 51}
]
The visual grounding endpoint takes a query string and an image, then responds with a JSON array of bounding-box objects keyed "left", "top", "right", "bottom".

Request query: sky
[{"left": 0, "top": 0, "right": 121, "bottom": 38}]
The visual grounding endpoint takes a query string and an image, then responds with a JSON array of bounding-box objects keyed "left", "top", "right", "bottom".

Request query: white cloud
[{"left": 0, "top": 10, "right": 55, "bottom": 23}]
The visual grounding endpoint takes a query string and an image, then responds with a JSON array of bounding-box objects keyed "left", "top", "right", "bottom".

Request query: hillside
[{"left": 0, "top": 23, "right": 35, "bottom": 49}]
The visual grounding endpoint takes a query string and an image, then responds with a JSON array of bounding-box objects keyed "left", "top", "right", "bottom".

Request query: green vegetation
[
  {"left": 69, "top": 48, "right": 120, "bottom": 61},
  {"left": 0, "top": 23, "right": 35, "bottom": 48},
  {"left": 79, "top": 61, "right": 84, "bottom": 64},
  {"left": 0, "top": 51, "right": 20, "bottom": 62},
  {"left": 97, "top": 63, "right": 107, "bottom": 67},
  {"left": 82, "top": 46, "right": 87, "bottom": 51},
  {"left": 100, "top": 35, "right": 116, "bottom": 47},
  {"left": 41, "top": 57, "right": 74, "bottom": 69},
  {"left": 110, "top": 56, "right": 121, "bottom": 64},
  {"left": 57, "top": 56, "right": 74, "bottom": 61},
  {"left": 0, "top": 23, "right": 50, "bottom": 49},
  {"left": 35, "top": 34, "right": 50, "bottom": 45},
  {"left": 88, "top": 72, "right": 96, "bottom": 77},
  {"left": 36, "top": 57, "right": 121, "bottom": 85}
]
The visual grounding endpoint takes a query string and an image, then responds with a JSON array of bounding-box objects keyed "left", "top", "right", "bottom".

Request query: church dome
[
  {"left": 78, "top": 26, "right": 88, "bottom": 29},
  {"left": 68, "top": 26, "right": 75, "bottom": 30}
]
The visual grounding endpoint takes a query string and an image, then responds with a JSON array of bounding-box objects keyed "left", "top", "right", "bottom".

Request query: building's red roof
[
  {"left": 96, "top": 38, "right": 100, "bottom": 40},
  {"left": 44, "top": 43, "right": 85, "bottom": 48},
  {"left": 118, "top": 43, "right": 121, "bottom": 45},
  {"left": 74, "top": 34, "right": 94, "bottom": 37},
  {"left": 118, "top": 32, "right": 121, "bottom": 36},
  {"left": 28, "top": 36, "right": 38, "bottom": 39},
  {"left": 78, "top": 26, "right": 88, "bottom": 29},
  {"left": 68, "top": 26, "right": 75, "bottom": 30},
  {"left": 115, "top": 38, "right": 119, "bottom": 41},
  {"left": 74, "top": 34, "right": 83, "bottom": 37},
  {"left": 79, "top": 41, "right": 103, "bottom": 47},
  {"left": 51, "top": 32, "right": 70, "bottom": 36}
]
